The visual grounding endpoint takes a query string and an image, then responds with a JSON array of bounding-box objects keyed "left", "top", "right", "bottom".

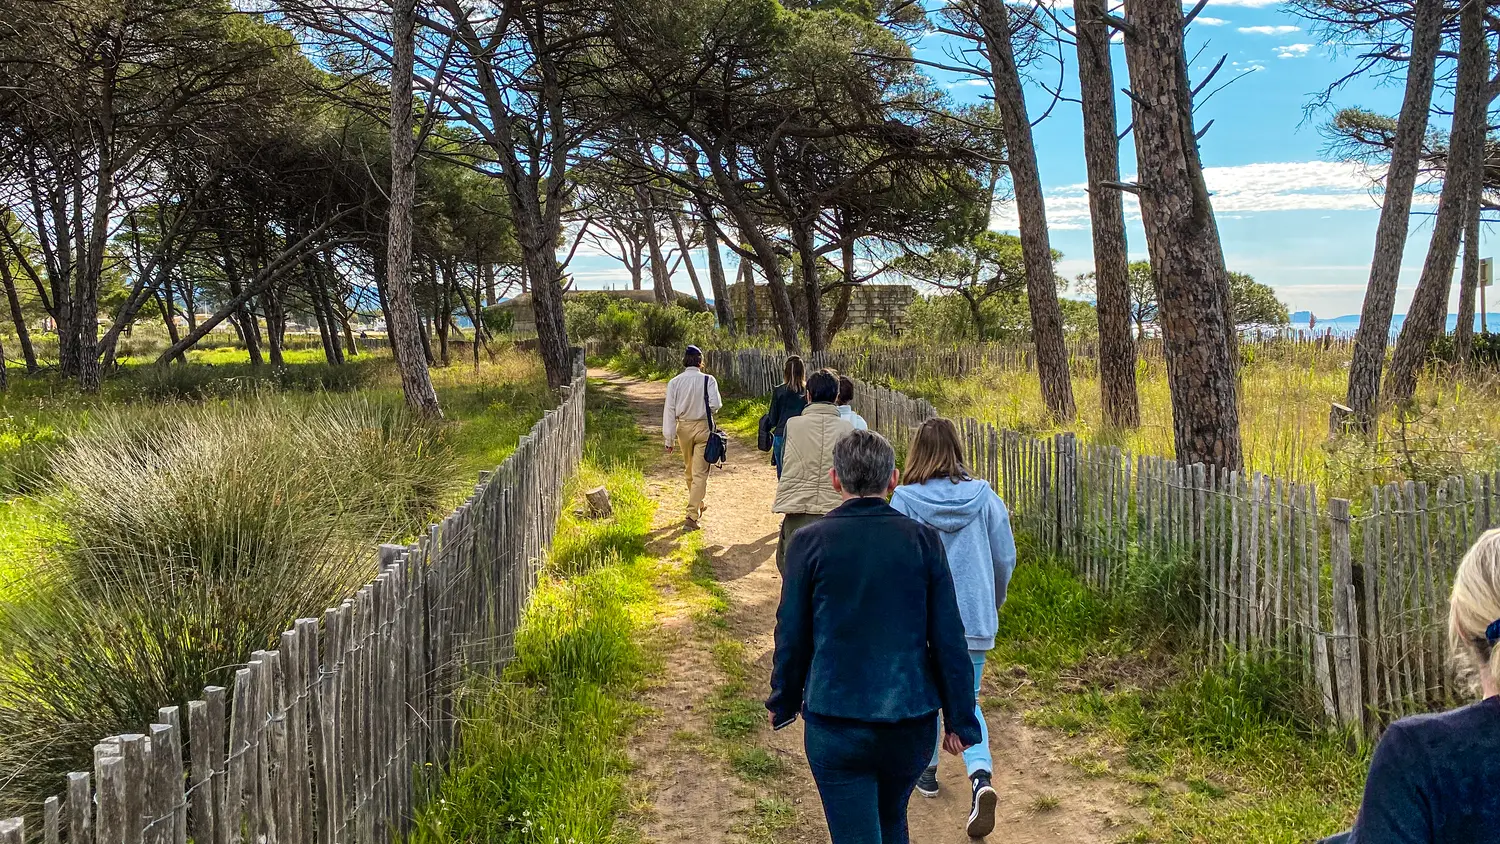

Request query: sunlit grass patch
[
  {"left": 992, "top": 555, "right": 1368, "bottom": 843},
  {"left": 410, "top": 383, "right": 662, "bottom": 844}
]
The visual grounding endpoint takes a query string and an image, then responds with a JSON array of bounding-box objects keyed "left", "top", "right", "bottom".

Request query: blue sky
[{"left": 566, "top": 2, "right": 1470, "bottom": 320}]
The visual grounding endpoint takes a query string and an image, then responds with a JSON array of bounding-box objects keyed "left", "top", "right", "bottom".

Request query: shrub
[
  {"left": 126, "top": 359, "right": 377, "bottom": 401},
  {"left": 675, "top": 293, "right": 708, "bottom": 313},
  {"left": 586, "top": 303, "right": 636, "bottom": 351},
  {"left": 0, "top": 395, "right": 454, "bottom": 813},
  {"left": 482, "top": 306, "right": 516, "bottom": 335},
  {"left": 564, "top": 292, "right": 619, "bottom": 343}
]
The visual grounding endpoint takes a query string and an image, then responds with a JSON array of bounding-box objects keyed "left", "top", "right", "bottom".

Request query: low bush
[
  {"left": 0, "top": 395, "right": 454, "bottom": 813},
  {"left": 641, "top": 303, "right": 694, "bottom": 348}
]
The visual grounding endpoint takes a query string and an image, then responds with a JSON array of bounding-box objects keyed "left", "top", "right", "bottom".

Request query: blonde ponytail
[{"left": 1448, "top": 527, "right": 1500, "bottom": 693}]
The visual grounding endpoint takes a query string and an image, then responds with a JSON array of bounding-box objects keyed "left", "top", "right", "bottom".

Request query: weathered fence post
[{"left": 1329, "top": 498, "right": 1366, "bottom": 734}]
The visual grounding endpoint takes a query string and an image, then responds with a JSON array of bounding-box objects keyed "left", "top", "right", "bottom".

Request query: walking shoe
[
  {"left": 966, "top": 771, "right": 998, "bottom": 838},
  {"left": 914, "top": 765, "right": 939, "bottom": 798}
]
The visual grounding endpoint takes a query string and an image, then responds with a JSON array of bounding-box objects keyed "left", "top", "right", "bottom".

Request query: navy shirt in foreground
[
  {"left": 766, "top": 497, "right": 984, "bottom": 746},
  {"left": 1329, "top": 696, "right": 1500, "bottom": 844}
]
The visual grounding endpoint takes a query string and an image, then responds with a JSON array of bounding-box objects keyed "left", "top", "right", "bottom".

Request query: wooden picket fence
[
  {"left": 647, "top": 344, "right": 1496, "bottom": 737},
  {"left": 0, "top": 352, "right": 589, "bottom": 844}
]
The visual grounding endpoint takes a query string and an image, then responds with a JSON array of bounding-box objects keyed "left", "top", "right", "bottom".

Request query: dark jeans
[
  {"left": 777, "top": 513, "right": 822, "bottom": 576},
  {"left": 803, "top": 713, "right": 936, "bottom": 844},
  {"left": 772, "top": 434, "right": 785, "bottom": 478}
]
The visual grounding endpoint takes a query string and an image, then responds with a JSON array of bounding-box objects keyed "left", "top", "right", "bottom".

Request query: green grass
[
  {"left": 992, "top": 556, "right": 1368, "bottom": 843},
  {"left": 409, "top": 383, "right": 660, "bottom": 844},
  {"left": 0, "top": 347, "right": 553, "bottom": 574},
  {"left": 0, "top": 346, "right": 559, "bottom": 817},
  {"left": 717, "top": 397, "right": 769, "bottom": 443}
]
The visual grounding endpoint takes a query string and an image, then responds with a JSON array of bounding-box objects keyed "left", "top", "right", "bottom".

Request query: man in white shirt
[{"left": 663, "top": 345, "right": 722, "bottom": 526}]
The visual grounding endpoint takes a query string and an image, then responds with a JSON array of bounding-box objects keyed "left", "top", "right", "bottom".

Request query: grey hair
[{"left": 833, "top": 430, "right": 895, "bottom": 497}]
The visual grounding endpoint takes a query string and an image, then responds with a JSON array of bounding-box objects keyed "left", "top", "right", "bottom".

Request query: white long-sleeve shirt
[{"left": 663, "top": 366, "right": 723, "bottom": 443}]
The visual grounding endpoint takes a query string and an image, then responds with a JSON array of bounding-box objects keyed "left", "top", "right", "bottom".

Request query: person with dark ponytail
[
  {"left": 1322, "top": 527, "right": 1500, "bottom": 843},
  {"left": 767, "top": 355, "right": 808, "bottom": 478}
]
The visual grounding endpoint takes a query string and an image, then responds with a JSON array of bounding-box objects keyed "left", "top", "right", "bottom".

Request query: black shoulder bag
[{"left": 703, "top": 375, "right": 729, "bottom": 465}]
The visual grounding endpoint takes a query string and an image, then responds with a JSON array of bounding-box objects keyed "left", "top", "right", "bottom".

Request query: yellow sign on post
[{"left": 1483, "top": 257, "right": 1493, "bottom": 288}]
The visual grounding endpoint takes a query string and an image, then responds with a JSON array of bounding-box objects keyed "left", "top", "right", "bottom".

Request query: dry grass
[{"left": 890, "top": 344, "right": 1500, "bottom": 501}]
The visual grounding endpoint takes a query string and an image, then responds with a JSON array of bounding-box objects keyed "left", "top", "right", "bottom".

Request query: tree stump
[
  {"left": 1329, "top": 402, "right": 1354, "bottom": 436},
  {"left": 585, "top": 486, "right": 613, "bottom": 519}
]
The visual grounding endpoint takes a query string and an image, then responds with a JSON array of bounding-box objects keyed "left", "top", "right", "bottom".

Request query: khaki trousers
[
  {"left": 676, "top": 418, "right": 711, "bottom": 520},
  {"left": 776, "top": 512, "right": 824, "bottom": 575}
]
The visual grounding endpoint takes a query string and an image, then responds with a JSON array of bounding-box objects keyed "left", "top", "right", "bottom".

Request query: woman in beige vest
[{"left": 771, "top": 370, "right": 853, "bottom": 574}]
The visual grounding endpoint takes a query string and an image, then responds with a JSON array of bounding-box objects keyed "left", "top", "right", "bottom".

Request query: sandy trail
[{"left": 599, "top": 369, "right": 1140, "bottom": 844}]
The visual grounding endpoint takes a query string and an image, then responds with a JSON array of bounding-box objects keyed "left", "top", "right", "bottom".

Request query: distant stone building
[{"left": 726, "top": 282, "right": 916, "bottom": 335}]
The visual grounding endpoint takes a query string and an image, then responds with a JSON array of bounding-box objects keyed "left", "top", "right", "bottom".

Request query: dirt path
[{"left": 600, "top": 369, "right": 1140, "bottom": 844}]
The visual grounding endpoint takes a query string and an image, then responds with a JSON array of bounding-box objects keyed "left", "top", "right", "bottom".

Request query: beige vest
[{"left": 773, "top": 403, "right": 855, "bottom": 515}]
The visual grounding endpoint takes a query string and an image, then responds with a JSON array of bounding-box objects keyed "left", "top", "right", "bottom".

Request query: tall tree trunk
[
  {"left": 792, "top": 222, "right": 826, "bottom": 352},
  {"left": 386, "top": 0, "right": 442, "bottom": 416},
  {"left": 742, "top": 258, "right": 759, "bottom": 335},
  {"left": 1386, "top": 0, "right": 1487, "bottom": 405},
  {"left": 1344, "top": 0, "right": 1442, "bottom": 426},
  {"left": 263, "top": 286, "right": 285, "bottom": 367},
  {"left": 825, "top": 285, "right": 854, "bottom": 342},
  {"left": 514, "top": 196, "right": 573, "bottom": 388},
  {"left": 976, "top": 0, "right": 1075, "bottom": 421},
  {"left": 436, "top": 259, "right": 454, "bottom": 366},
  {"left": 700, "top": 209, "right": 736, "bottom": 331},
  {"left": 1121, "top": 0, "right": 1242, "bottom": 470},
  {"left": 639, "top": 184, "right": 674, "bottom": 304},
  {"left": 318, "top": 255, "right": 345, "bottom": 364},
  {"left": 181, "top": 278, "right": 196, "bottom": 332},
  {"left": 0, "top": 258, "right": 36, "bottom": 373},
  {"left": 373, "top": 249, "right": 396, "bottom": 353},
  {"left": 824, "top": 239, "right": 860, "bottom": 342},
  {"left": 341, "top": 311, "right": 358, "bottom": 358},
  {"left": 1456, "top": 198, "right": 1481, "bottom": 367},
  {"left": 1075, "top": 0, "right": 1140, "bottom": 429},
  {"left": 483, "top": 261, "right": 497, "bottom": 307},
  {"left": 311, "top": 283, "right": 337, "bottom": 363},
  {"left": 229, "top": 280, "right": 263, "bottom": 366},
  {"left": 154, "top": 289, "right": 186, "bottom": 364},
  {"left": 668, "top": 206, "right": 709, "bottom": 308},
  {"left": 695, "top": 141, "right": 798, "bottom": 348},
  {"left": 964, "top": 291, "right": 987, "bottom": 340}
]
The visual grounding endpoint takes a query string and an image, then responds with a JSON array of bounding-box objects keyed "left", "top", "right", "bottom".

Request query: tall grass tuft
[{"left": 0, "top": 395, "right": 454, "bottom": 813}]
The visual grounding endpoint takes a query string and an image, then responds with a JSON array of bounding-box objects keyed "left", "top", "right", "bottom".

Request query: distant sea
[{"left": 1288, "top": 312, "right": 1500, "bottom": 336}]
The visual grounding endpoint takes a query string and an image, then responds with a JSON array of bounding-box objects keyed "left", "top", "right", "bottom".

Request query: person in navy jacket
[
  {"left": 768, "top": 429, "right": 984, "bottom": 844},
  {"left": 1322, "top": 527, "right": 1500, "bottom": 844}
]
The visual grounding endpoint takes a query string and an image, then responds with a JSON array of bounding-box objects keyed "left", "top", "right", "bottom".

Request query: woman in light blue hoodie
[{"left": 889, "top": 417, "right": 1017, "bottom": 838}]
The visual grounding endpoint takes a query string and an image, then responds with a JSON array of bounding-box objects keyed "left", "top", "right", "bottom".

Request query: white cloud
[
  {"left": 945, "top": 78, "right": 990, "bottom": 89},
  {"left": 990, "top": 161, "right": 1435, "bottom": 232},
  {"left": 1276, "top": 43, "right": 1314, "bottom": 58},
  {"left": 1237, "top": 24, "right": 1300, "bottom": 34},
  {"left": 1195, "top": 16, "right": 1230, "bottom": 25}
]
